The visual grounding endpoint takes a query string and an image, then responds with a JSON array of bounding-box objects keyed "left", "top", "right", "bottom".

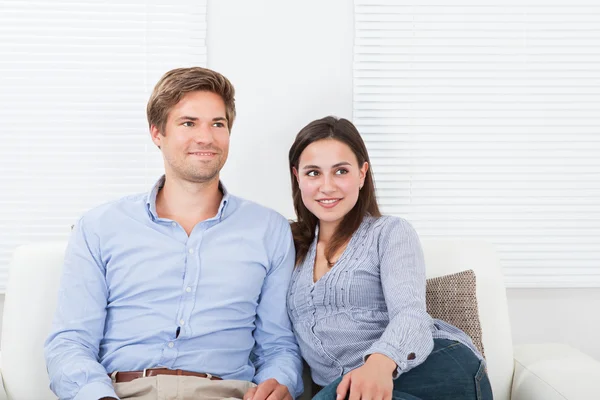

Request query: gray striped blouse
[{"left": 287, "top": 215, "right": 483, "bottom": 386}]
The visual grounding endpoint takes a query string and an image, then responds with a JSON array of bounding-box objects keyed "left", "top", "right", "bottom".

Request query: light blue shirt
[{"left": 44, "top": 176, "right": 303, "bottom": 400}]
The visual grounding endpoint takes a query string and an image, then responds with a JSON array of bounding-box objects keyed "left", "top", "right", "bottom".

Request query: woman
[{"left": 287, "top": 116, "right": 493, "bottom": 400}]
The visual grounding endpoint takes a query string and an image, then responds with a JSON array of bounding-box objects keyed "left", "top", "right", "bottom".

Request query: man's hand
[
  {"left": 243, "top": 378, "right": 292, "bottom": 400},
  {"left": 336, "top": 353, "right": 396, "bottom": 400}
]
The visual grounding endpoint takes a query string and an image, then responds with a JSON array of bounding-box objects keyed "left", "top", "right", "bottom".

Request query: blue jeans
[{"left": 312, "top": 339, "right": 493, "bottom": 400}]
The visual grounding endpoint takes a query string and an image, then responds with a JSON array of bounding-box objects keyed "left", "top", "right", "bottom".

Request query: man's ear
[{"left": 150, "top": 124, "right": 163, "bottom": 149}]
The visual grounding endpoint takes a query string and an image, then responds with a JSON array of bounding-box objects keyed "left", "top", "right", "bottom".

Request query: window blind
[
  {"left": 0, "top": 0, "right": 207, "bottom": 292},
  {"left": 354, "top": 1, "right": 600, "bottom": 287}
]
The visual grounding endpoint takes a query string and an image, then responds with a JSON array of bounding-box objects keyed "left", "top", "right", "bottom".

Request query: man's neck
[{"left": 155, "top": 175, "right": 223, "bottom": 233}]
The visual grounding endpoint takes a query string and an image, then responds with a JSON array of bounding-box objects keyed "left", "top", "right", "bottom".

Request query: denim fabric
[{"left": 312, "top": 339, "right": 493, "bottom": 400}]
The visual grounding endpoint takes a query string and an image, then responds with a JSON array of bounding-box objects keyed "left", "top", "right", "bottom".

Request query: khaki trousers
[{"left": 113, "top": 375, "right": 257, "bottom": 400}]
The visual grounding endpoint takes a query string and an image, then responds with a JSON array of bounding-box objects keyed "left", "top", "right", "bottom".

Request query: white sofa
[{"left": 1, "top": 240, "right": 599, "bottom": 400}]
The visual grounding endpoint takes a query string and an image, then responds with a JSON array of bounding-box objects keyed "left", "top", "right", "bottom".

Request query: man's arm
[
  {"left": 249, "top": 216, "right": 303, "bottom": 399},
  {"left": 44, "top": 216, "right": 119, "bottom": 400}
]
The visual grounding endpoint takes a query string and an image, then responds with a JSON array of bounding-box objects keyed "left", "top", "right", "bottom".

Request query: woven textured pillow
[{"left": 426, "top": 269, "right": 485, "bottom": 357}]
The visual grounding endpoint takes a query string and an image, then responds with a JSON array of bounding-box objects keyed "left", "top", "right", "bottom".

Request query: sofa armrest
[
  {"left": 0, "top": 352, "right": 7, "bottom": 400},
  {"left": 511, "top": 343, "right": 600, "bottom": 400}
]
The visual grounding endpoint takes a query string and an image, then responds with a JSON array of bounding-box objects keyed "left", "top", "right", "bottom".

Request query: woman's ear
[
  {"left": 359, "top": 162, "right": 369, "bottom": 187},
  {"left": 292, "top": 166, "right": 300, "bottom": 184}
]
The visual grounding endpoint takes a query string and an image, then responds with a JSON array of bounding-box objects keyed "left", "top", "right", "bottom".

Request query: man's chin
[
  {"left": 172, "top": 170, "right": 220, "bottom": 184},
  {"left": 188, "top": 173, "right": 220, "bottom": 184}
]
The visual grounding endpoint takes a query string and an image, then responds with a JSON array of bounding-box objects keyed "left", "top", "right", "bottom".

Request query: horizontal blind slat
[
  {"left": 0, "top": 0, "right": 207, "bottom": 293},
  {"left": 355, "top": 1, "right": 600, "bottom": 287}
]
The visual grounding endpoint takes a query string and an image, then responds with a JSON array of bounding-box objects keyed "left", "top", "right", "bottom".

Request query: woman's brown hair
[{"left": 288, "top": 116, "right": 381, "bottom": 266}]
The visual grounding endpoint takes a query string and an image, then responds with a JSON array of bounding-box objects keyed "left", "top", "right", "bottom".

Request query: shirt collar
[{"left": 145, "top": 175, "right": 231, "bottom": 222}]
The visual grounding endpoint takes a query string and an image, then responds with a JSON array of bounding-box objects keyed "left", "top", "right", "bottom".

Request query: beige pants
[{"left": 113, "top": 375, "right": 257, "bottom": 400}]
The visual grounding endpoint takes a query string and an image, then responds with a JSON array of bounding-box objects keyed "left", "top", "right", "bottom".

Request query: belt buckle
[
  {"left": 142, "top": 366, "right": 165, "bottom": 378},
  {"left": 205, "top": 372, "right": 213, "bottom": 379}
]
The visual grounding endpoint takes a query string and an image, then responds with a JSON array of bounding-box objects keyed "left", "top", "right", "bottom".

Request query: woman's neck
[{"left": 318, "top": 221, "right": 338, "bottom": 244}]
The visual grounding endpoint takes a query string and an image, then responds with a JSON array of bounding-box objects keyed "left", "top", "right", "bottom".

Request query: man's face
[{"left": 151, "top": 91, "right": 230, "bottom": 184}]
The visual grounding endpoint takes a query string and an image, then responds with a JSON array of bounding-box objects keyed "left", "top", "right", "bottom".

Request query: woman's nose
[{"left": 319, "top": 175, "right": 336, "bottom": 193}]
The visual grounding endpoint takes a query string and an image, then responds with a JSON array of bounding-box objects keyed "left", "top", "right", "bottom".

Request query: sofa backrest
[
  {"left": 421, "top": 239, "right": 514, "bottom": 400},
  {"left": 2, "top": 242, "right": 66, "bottom": 400},
  {"left": 2, "top": 239, "right": 514, "bottom": 400}
]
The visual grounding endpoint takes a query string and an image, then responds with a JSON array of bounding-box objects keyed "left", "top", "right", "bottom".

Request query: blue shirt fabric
[
  {"left": 44, "top": 176, "right": 303, "bottom": 400},
  {"left": 287, "top": 215, "right": 483, "bottom": 386}
]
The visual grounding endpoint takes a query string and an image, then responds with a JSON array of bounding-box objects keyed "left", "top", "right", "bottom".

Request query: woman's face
[{"left": 294, "top": 139, "right": 368, "bottom": 229}]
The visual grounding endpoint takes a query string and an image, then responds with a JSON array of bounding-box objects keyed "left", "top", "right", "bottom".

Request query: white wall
[
  {"left": 507, "top": 288, "right": 600, "bottom": 360},
  {"left": 2, "top": 0, "right": 597, "bottom": 366},
  {"left": 208, "top": 0, "right": 354, "bottom": 219}
]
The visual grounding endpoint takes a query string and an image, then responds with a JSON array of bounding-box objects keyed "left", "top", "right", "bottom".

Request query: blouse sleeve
[{"left": 363, "top": 217, "right": 435, "bottom": 378}]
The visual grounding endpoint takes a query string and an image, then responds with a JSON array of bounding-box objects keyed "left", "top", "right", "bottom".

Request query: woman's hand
[{"left": 335, "top": 353, "right": 397, "bottom": 400}]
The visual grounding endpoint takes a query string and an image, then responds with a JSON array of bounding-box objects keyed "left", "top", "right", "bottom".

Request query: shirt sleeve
[
  {"left": 44, "top": 216, "right": 119, "bottom": 400},
  {"left": 363, "top": 217, "right": 435, "bottom": 378},
  {"left": 251, "top": 215, "right": 304, "bottom": 398}
]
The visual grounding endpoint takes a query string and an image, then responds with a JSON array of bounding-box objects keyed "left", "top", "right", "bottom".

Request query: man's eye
[
  {"left": 182, "top": 121, "right": 194, "bottom": 127},
  {"left": 307, "top": 170, "right": 319, "bottom": 177},
  {"left": 213, "top": 122, "right": 225, "bottom": 128},
  {"left": 335, "top": 168, "right": 349, "bottom": 175}
]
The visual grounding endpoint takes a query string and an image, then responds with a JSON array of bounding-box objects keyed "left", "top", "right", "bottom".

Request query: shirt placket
[{"left": 159, "top": 227, "right": 204, "bottom": 367}]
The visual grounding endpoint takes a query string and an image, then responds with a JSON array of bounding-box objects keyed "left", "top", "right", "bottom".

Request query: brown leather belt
[{"left": 109, "top": 368, "right": 222, "bottom": 383}]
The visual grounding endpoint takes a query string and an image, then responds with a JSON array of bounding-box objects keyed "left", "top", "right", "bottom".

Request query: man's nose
[{"left": 193, "top": 123, "right": 214, "bottom": 144}]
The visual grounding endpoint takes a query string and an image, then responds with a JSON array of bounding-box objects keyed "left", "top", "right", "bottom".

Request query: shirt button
[
  {"left": 168, "top": 342, "right": 174, "bottom": 348},
  {"left": 179, "top": 319, "right": 185, "bottom": 326},
  {"left": 185, "top": 287, "right": 192, "bottom": 293},
  {"left": 188, "top": 248, "right": 194, "bottom": 254},
  {"left": 171, "top": 222, "right": 176, "bottom": 227}
]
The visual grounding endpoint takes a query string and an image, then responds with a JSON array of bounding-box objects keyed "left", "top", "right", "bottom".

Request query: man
[{"left": 44, "top": 67, "right": 303, "bottom": 400}]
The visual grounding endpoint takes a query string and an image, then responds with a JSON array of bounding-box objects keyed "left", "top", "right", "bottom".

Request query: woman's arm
[{"left": 363, "top": 217, "right": 435, "bottom": 378}]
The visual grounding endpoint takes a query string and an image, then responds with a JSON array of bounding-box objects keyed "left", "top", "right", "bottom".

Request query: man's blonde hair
[{"left": 147, "top": 67, "right": 236, "bottom": 133}]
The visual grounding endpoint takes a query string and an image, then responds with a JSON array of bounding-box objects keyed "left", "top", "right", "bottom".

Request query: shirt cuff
[
  {"left": 74, "top": 380, "right": 119, "bottom": 400},
  {"left": 255, "top": 368, "right": 303, "bottom": 399},
  {"left": 364, "top": 342, "right": 412, "bottom": 379}
]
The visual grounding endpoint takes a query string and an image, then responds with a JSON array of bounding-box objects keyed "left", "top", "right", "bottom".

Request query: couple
[{"left": 44, "top": 67, "right": 492, "bottom": 400}]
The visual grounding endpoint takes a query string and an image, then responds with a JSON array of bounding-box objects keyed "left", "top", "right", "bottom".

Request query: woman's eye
[
  {"left": 335, "top": 168, "right": 349, "bottom": 175},
  {"left": 307, "top": 170, "right": 319, "bottom": 177}
]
